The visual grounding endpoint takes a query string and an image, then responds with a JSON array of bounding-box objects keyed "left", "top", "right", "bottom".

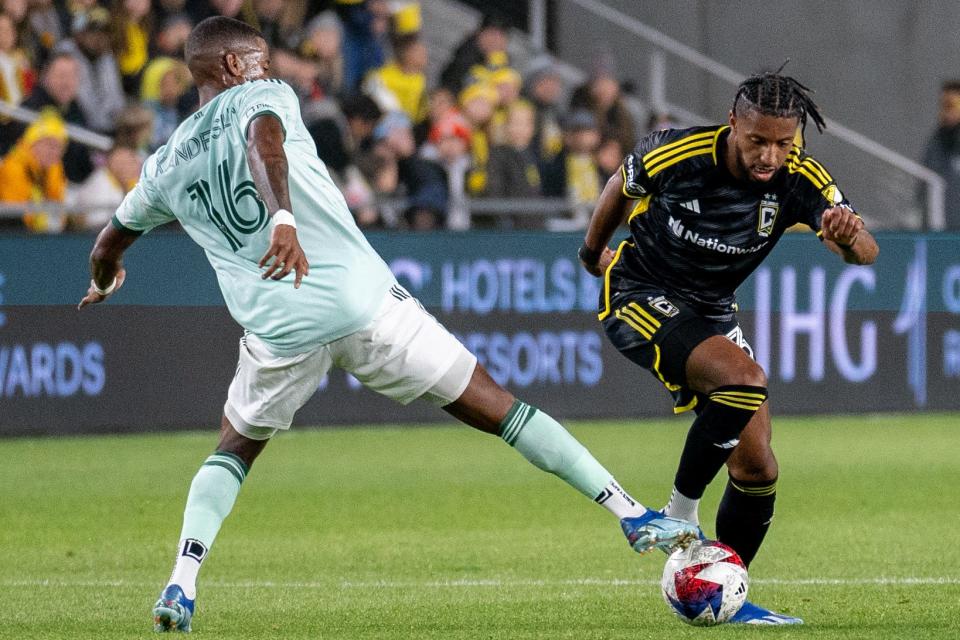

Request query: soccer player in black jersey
[{"left": 579, "top": 72, "right": 879, "bottom": 625}]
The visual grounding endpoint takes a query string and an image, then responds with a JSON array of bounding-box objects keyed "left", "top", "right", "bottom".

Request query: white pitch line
[{"left": 2, "top": 577, "right": 959, "bottom": 589}]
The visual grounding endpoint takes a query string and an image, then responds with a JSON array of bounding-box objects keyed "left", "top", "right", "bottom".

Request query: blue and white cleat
[
  {"left": 620, "top": 510, "right": 700, "bottom": 554},
  {"left": 153, "top": 584, "right": 195, "bottom": 633},
  {"left": 730, "top": 600, "right": 803, "bottom": 625}
]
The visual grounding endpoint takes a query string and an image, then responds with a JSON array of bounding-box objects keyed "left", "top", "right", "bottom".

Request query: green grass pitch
[{"left": 1, "top": 413, "right": 958, "bottom": 639}]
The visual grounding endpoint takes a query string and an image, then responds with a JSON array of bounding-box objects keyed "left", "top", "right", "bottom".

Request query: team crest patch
[
  {"left": 757, "top": 193, "right": 779, "bottom": 237},
  {"left": 821, "top": 184, "right": 843, "bottom": 204},
  {"left": 648, "top": 295, "right": 679, "bottom": 317}
]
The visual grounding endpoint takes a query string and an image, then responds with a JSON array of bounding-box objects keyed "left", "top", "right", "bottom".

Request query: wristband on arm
[
  {"left": 578, "top": 243, "right": 602, "bottom": 266},
  {"left": 91, "top": 277, "right": 117, "bottom": 296},
  {"left": 271, "top": 209, "right": 296, "bottom": 229}
]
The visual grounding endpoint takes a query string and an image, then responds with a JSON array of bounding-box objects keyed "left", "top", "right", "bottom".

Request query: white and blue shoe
[
  {"left": 730, "top": 600, "right": 803, "bottom": 625},
  {"left": 153, "top": 584, "right": 195, "bottom": 633},
  {"left": 620, "top": 510, "right": 700, "bottom": 554}
]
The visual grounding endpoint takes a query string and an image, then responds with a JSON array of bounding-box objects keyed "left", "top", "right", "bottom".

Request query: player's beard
[{"left": 735, "top": 148, "right": 778, "bottom": 183}]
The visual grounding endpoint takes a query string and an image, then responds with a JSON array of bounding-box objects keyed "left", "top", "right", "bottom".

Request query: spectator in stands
[
  {"left": 25, "top": 0, "right": 65, "bottom": 62},
  {"left": 367, "top": 110, "right": 448, "bottom": 230},
  {"left": 541, "top": 109, "right": 601, "bottom": 228},
  {"left": 244, "top": 0, "right": 298, "bottom": 51},
  {"left": 458, "top": 81, "right": 497, "bottom": 198},
  {"left": 71, "top": 144, "right": 142, "bottom": 230},
  {"left": 341, "top": 92, "right": 381, "bottom": 157},
  {"left": 523, "top": 57, "right": 565, "bottom": 171},
  {"left": 335, "top": 0, "right": 389, "bottom": 95},
  {"left": 289, "top": 11, "right": 342, "bottom": 101},
  {"left": 363, "top": 33, "right": 428, "bottom": 125},
  {"left": 113, "top": 102, "right": 154, "bottom": 151},
  {"left": 487, "top": 66, "right": 522, "bottom": 146},
  {"left": 484, "top": 100, "right": 541, "bottom": 228},
  {"left": 2, "top": 52, "right": 93, "bottom": 181},
  {"left": 154, "top": 0, "right": 188, "bottom": 24},
  {"left": 0, "top": 109, "right": 67, "bottom": 232},
  {"left": 0, "top": 10, "right": 33, "bottom": 104},
  {"left": 140, "top": 56, "right": 191, "bottom": 149},
  {"left": 420, "top": 112, "right": 471, "bottom": 230},
  {"left": 54, "top": 7, "right": 126, "bottom": 133},
  {"left": 414, "top": 85, "right": 456, "bottom": 145},
  {"left": 2, "top": 0, "right": 41, "bottom": 67},
  {"left": 152, "top": 12, "right": 192, "bottom": 57},
  {"left": 569, "top": 54, "right": 637, "bottom": 154},
  {"left": 112, "top": 0, "right": 154, "bottom": 96},
  {"left": 922, "top": 80, "right": 960, "bottom": 230},
  {"left": 440, "top": 12, "right": 509, "bottom": 95},
  {"left": 594, "top": 135, "right": 623, "bottom": 181}
]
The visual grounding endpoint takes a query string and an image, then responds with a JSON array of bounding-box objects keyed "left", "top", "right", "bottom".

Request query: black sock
[
  {"left": 673, "top": 385, "right": 767, "bottom": 499},
  {"left": 716, "top": 476, "right": 777, "bottom": 567}
]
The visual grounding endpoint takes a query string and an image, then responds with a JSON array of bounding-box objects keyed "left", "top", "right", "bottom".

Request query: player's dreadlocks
[{"left": 732, "top": 69, "right": 827, "bottom": 141}]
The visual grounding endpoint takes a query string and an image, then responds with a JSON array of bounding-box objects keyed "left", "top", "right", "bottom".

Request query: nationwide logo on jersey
[
  {"left": 757, "top": 193, "right": 779, "bottom": 237},
  {"left": 648, "top": 295, "right": 680, "bottom": 318},
  {"left": 821, "top": 184, "right": 843, "bottom": 205}
]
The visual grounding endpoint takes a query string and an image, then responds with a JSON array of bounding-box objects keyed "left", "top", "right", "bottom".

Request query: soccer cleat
[
  {"left": 620, "top": 510, "right": 700, "bottom": 554},
  {"left": 729, "top": 600, "right": 803, "bottom": 625},
  {"left": 153, "top": 584, "right": 195, "bottom": 633}
]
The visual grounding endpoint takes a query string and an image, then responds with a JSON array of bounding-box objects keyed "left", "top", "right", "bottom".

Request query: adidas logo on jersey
[{"left": 679, "top": 199, "right": 700, "bottom": 213}]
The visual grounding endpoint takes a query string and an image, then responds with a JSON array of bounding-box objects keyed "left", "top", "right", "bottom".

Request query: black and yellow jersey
[{"left": 601, "top": 124, "right": 852, "bottom": 322}]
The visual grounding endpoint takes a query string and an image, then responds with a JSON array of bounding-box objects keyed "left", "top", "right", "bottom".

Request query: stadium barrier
[{"left": 1, "top": 231, "right": 959, "bottom": 436}]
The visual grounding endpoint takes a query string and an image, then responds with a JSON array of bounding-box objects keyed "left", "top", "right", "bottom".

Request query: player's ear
[
  {"left": 728, "top": 110, "right": 737, "bottom": 130},
  {"left": 224, "top": 52, "right": 243, "bottom": 77}
]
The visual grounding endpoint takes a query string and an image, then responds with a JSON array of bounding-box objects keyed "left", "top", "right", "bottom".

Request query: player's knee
[
  {"left": 722, "top": 361, "right": 767, "bottom": 389},
  {"left": 729, "top": 455, "right": 779, "bottom": 485}
]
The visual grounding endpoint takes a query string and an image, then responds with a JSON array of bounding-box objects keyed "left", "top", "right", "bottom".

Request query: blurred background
[{"left": 1, "top": 0, "right": 959, "bottom": 434}]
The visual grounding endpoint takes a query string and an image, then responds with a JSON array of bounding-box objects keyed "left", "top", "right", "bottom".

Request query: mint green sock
[
  {"left": 500, "top": 400, "right": 612, "bottom": 499},
  {"left": 169, "top": 451, "right": 248, "bottom": 598},
  {"left": 179, "top": 451, "right": 248, "bottom": 545}
]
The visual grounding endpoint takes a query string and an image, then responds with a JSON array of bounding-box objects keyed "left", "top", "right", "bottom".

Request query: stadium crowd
[
  {"left": 0, "top": 1, "right": 955, "bottom": 232},
  {"left": 0, "top": 0, "right": 665, "bottom": 233}
]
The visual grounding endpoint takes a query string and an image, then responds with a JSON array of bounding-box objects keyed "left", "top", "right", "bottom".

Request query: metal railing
[
  {"left": 0, "top": 101, "right": 113, "bottom": 151},
  {"left": 557, "top": 0, "right": 947, "bottom": 230}
]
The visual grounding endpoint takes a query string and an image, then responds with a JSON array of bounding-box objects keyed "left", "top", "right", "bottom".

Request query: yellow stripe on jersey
[
  {"left": 598, "top": 240, "right": 632, "bottom": 321},
  {"left": 628, "top": 195, "right": 652, "bottom": 222},
  {"left": 802, "top": 155, "right": 832, "bottom": 184},
  {"left": 711, "top": 126, "right": 729, "bottom": 165},
  {"left": 712, "top": 390, "right": 768, "bottom": 401},
  {"left": 652, "top": 345, "right": 682, "bottom": 392},
  {"left": 627, "top": 302, "right": 662, "bottom": 328},
  {"left": 615, "top": 308, "right": 653, "bottom": 339},
  {"left": 711, "top": 397, "right": 765, "bottom": 411},
  {"left": 646, "top": 141, "right": 714, "bottom": 177},
  {"left": 673, "top": 394, "right": 699, "bottom": 414},
  {"left": 642, "top": 130, "right": 716, "bottom": 165},
  {"left": 618, "top": 306, "right": 658, "bottom": 336},
  {"left": 786, "top": 157, "right": 827, "bottom": 189}
]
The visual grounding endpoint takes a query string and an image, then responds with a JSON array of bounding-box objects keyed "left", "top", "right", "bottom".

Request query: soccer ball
[{"left": 661, "top": 540, "right": 748, "bottom": 626}]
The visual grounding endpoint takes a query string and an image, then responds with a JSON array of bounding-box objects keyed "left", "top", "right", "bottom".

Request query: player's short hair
[
  {"left": 942, "top": 80, "right": 960, "bottom": 94},
  {"left": 732, "top": 70, "right": 826, "bottom": 138},
  {"left": 184, "top": 16, "right": 263, "bottom": 67}
]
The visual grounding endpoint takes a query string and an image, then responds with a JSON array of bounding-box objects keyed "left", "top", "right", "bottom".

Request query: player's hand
[
  {"left": 78, "top": 268, "right": 126, "bottom": 309},
  {"left": 259, "top": 224, "right": 309, "bottom": 288},
  {"left": 580, "top": 246, "right": 616, "bottom": 277},
  {"left": 820, "top": 206, "right": 863, "bottom": 248}
]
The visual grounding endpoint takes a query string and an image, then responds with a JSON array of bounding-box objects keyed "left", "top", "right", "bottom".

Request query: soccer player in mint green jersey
[{"left": 78, "top": 17, "right": 697, "bottom": 633}]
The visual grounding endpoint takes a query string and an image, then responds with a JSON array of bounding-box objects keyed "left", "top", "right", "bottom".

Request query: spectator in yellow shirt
[
  {"left": 363, "top": 34, "right": 428, "bottom": 124},
  {"left": 0, "top": 110, "right": 68, "bottom": 232}
]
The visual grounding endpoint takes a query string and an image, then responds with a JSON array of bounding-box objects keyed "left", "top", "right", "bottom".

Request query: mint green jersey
[{"left": 114, "top": 79, "right": 395, "bottom": 355}]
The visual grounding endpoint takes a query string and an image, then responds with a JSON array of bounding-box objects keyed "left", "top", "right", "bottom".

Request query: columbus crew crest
[{"left": 757, "top": 193, "right": 779, "bottom": 237}]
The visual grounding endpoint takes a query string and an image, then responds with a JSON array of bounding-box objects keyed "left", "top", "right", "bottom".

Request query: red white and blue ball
[{"left": 661, "top": 540, "right": 749, "bottom": 626}]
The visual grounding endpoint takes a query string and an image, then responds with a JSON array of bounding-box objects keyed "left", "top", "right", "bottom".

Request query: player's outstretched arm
[
  {"left": 246, "top": 114, "right": 309, "bottom": 288},
  {"left": 579, "top": 170, "right": 628, "bottom": 276},
  {"left": 820, "top": 206, "right": 879, "bottom": 265},
  {"left": 78, "top": 224, "right": 138, "bottom": 309}
]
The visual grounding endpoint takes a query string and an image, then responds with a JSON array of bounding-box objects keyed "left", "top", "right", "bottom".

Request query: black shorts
[{"left": 600, "top": 287, "right": 753, "bottom": 413}]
